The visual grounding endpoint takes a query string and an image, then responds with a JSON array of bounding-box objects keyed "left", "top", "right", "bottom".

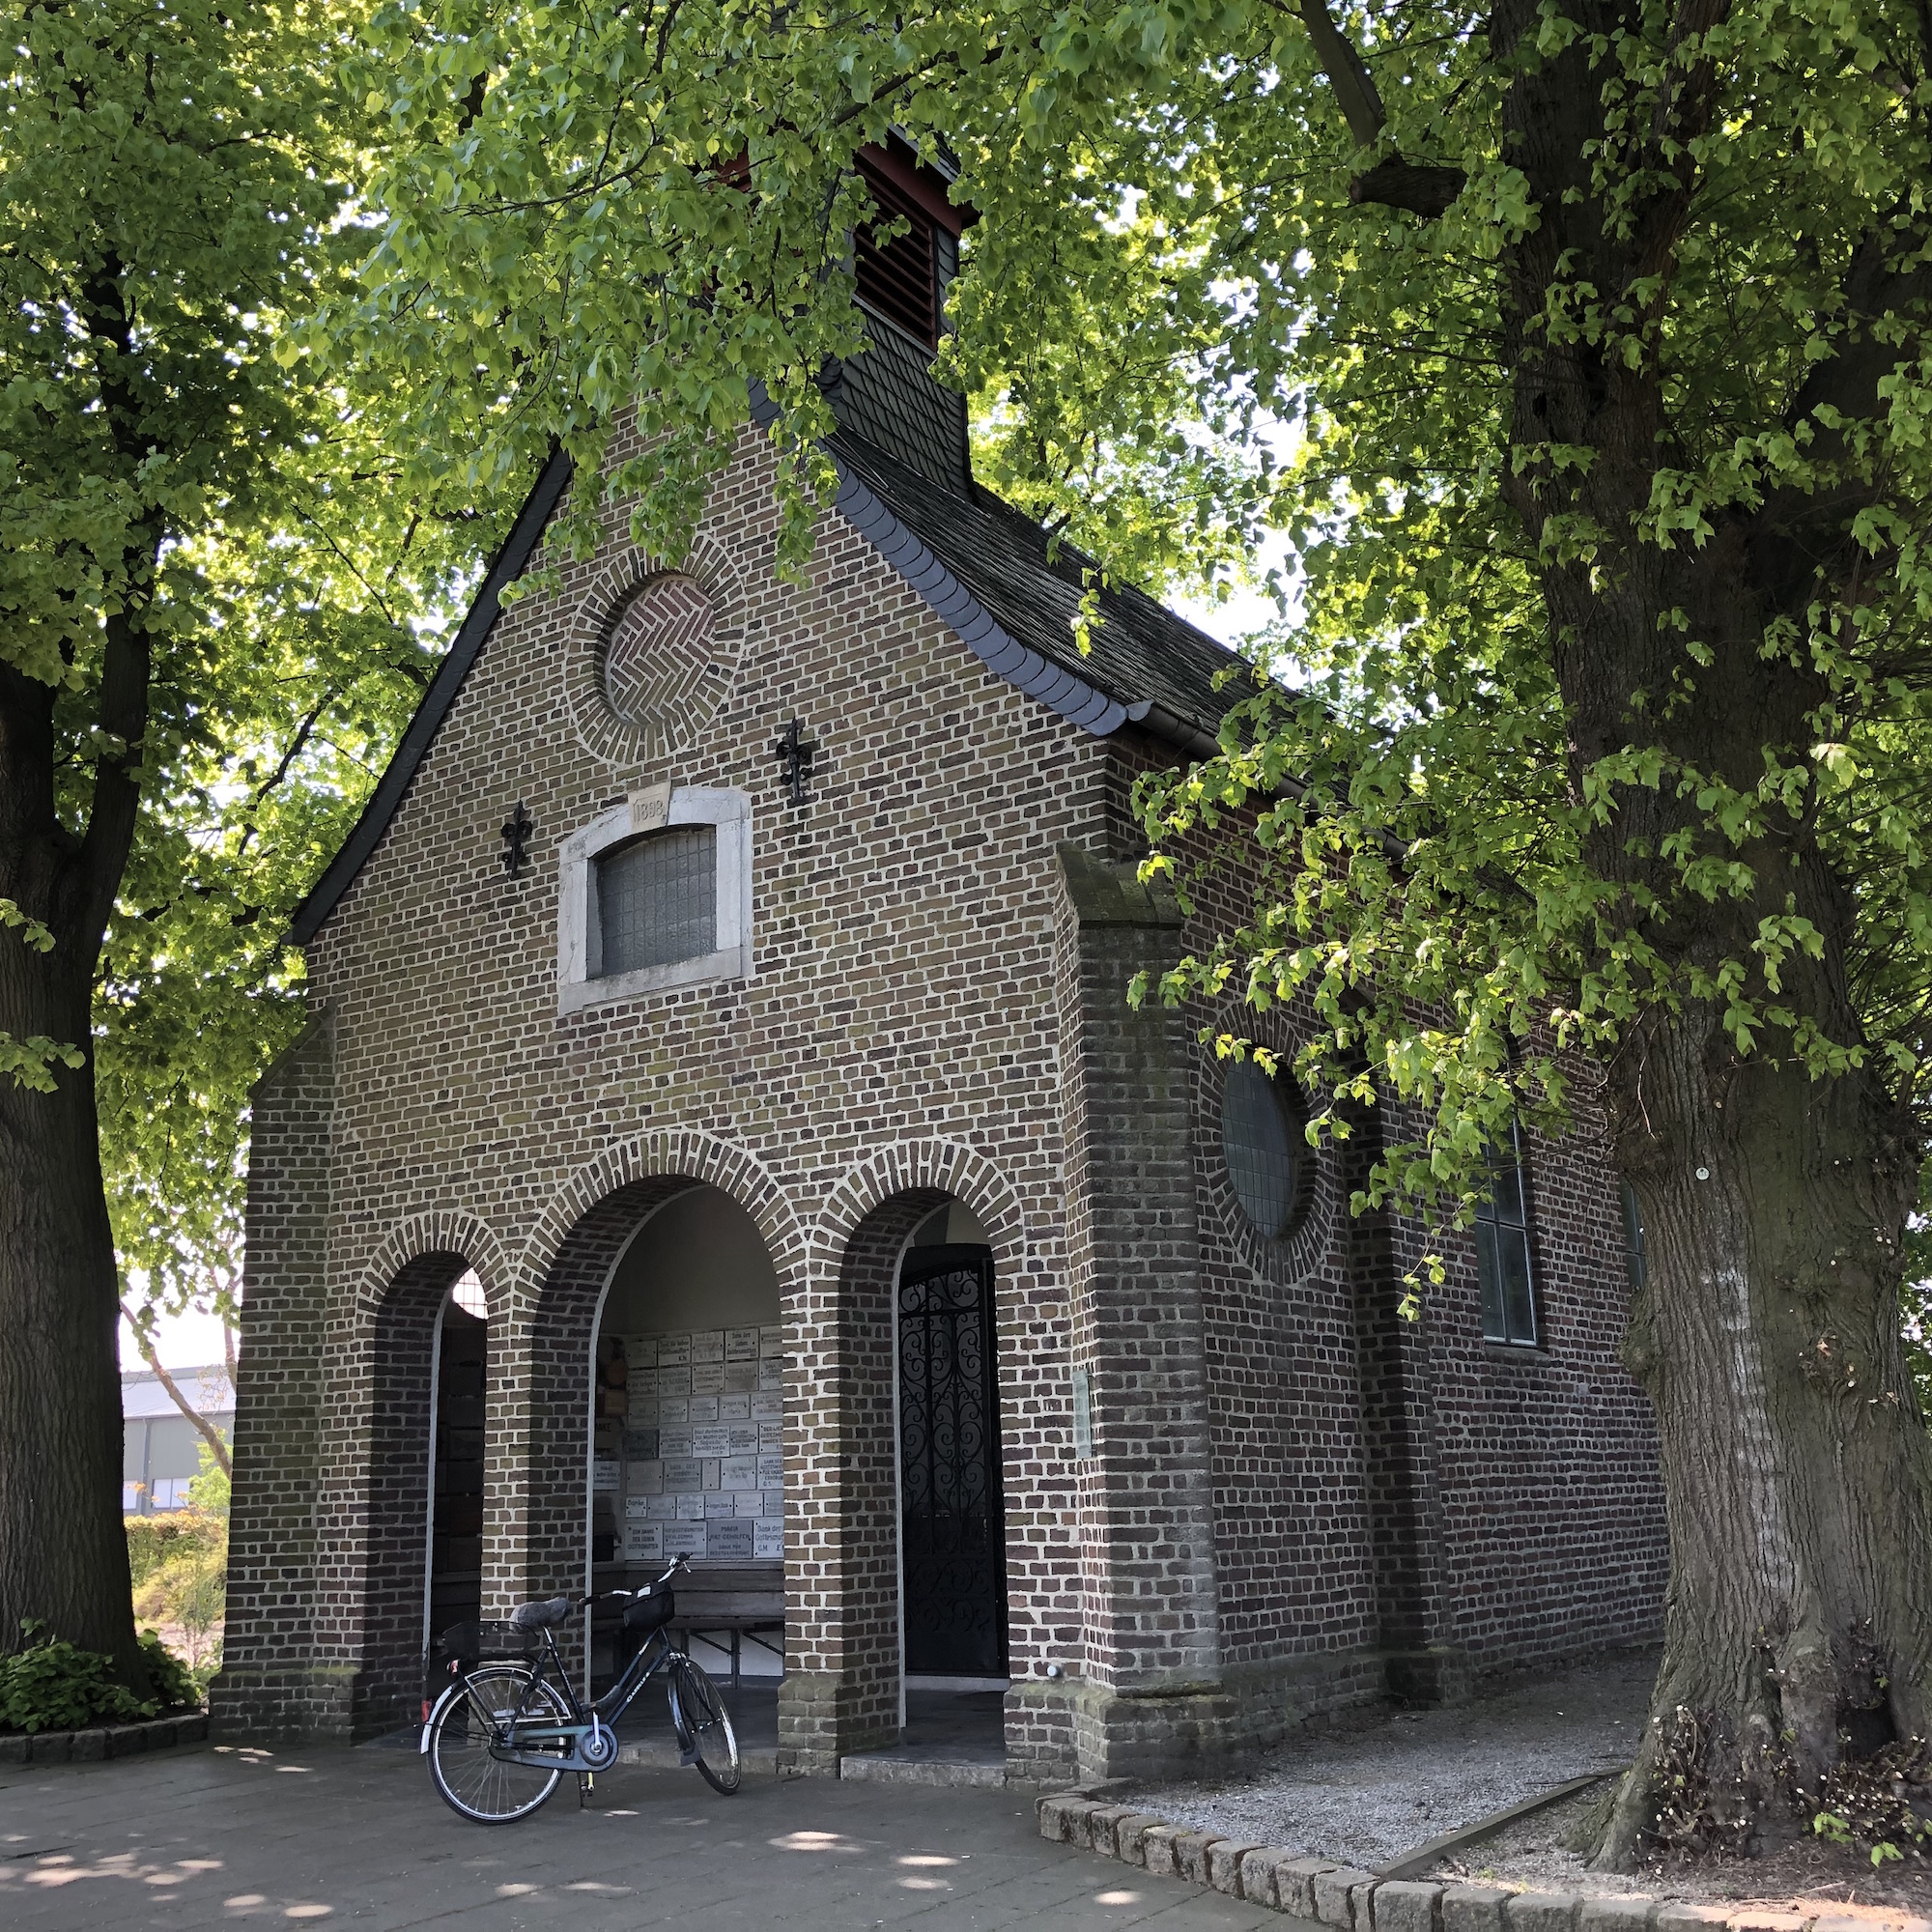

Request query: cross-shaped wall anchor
[
  {"left": 773, "top": 717, "right": 817, "bottom": 807},
  {"left": 500, "top": 800, "right": 532, "bottom": 877}
]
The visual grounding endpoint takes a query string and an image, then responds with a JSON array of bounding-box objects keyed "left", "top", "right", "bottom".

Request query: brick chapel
[{"left": 214, "top": 140, "right": 1667, "bottom": 1782}]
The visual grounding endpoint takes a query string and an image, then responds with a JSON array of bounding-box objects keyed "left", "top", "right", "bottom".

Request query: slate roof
[
  {"left": 289, "top": 330, "right": 1250, "bottom": 943},
  {"left": 829, "top": 428, "right": 1252, "bottom": 755}
]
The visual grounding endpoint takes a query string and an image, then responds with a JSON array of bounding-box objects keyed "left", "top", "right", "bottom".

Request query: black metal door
[
  {"left": 427, "top": 1306, "right": 487, "bottom": 1643},
  {"left": 897, "top": 1243, "right": 1008, "bottom": 1677}
]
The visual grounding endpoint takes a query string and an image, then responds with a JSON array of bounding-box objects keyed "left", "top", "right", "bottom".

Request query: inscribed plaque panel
[{"left": 707, "top": 1520, "right": 753, "bottom": 1560}]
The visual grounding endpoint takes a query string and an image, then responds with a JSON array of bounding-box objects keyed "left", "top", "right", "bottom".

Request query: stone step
[{"left": 838, "top": 1750, "right": 1006, "bottom": 1789}]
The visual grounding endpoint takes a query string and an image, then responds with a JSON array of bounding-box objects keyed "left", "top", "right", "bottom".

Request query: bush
[
  {"left": 0, "top": 1616, "right": 208, "bottom": 1735},
  {"left": 133, "top": 1528, "right": 226, "bottom": 1673},
  {"left": 0, "top": 1621, "right": 155, "bottom": 1734},
  {"left": 138, "top": 1630, "right": 202, "bottom": 1712},
  {"left": 125, "top": 1509, "right": 225, "bottom": 1593}
]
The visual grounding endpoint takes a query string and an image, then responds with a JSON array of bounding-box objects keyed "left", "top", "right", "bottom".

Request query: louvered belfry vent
[{"left": 855, "top": 158, "right": 938, "bottom": 347}]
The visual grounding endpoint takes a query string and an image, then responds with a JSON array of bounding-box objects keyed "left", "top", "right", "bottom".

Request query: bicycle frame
[{"left": 421, "top": 1573, "right": 691, "bottom": 1774}]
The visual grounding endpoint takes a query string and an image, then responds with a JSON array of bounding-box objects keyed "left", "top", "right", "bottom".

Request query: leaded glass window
[
  {"left": 1621, "top": 1179, "right": 1647, "bottom": 1292},
  {"left": 596, "top": 826, "right": 717, "bottom": 978},
  {"left": 1221, "top": 1060, "right": 1305, "bottom": 1240},
  {"left": 1475, "top": 1124, "right": 1539, "bottom": 1346}
]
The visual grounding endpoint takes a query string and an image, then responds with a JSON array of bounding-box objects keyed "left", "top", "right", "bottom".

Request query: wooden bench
[{"left": 667, "top": 1564, "right": 784, "bottom": 1693}]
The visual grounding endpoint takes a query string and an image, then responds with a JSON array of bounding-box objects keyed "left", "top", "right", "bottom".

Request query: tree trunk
[
  {"left": 1600, "top": 1020, "right": 1932, "bottom": 1863},
  {"left": 1481, "top": 0, "right": 1932, "bottom": 1866},
  {"left": 0, "top": 932, "right": 147, "bottom": 1683}
]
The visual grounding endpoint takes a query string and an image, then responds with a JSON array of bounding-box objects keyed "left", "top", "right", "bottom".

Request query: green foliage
[
  {"left": 185, "top": 1439, "right": 231, "bottom": 1520},
  {"left": 133, "top": 1540, "right": 226, "bottom": 1675},
  {"left": 0, "top": 1620, "right": 155, "bottom": 1734},
  {"left": 0, "top": 0, "right": 518, "bottom": 1326},
  {"left": 343, "top": 0, "right": 1932, "bottom": 1240},
  {"left": 124, "top": 1510, "right": 226, "bottom": 1595},
  {"left": 131, "top": 1447, "right": 229, "bottom": 1673},
  {"left": 137, "top": 1630, "right": 204, "bottom": 1713}
]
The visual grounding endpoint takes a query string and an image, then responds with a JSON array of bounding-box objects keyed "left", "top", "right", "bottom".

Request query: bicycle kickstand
[{"left": 578, "top": 1772, "right": 594, "bottom": 1807}]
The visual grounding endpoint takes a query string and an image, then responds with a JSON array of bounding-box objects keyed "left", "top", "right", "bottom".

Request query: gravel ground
[
  {"left": 1434, "top": 1783, "right": 1932, "bottom": 1914},
  {"left": 1114, "top": 1648, "right": 1654, "bottom": 1871}
]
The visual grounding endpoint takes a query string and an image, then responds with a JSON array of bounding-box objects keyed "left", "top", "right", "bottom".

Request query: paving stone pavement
[{"left": 0, "top": 1741, "right": 1293, "bottom": 1930}]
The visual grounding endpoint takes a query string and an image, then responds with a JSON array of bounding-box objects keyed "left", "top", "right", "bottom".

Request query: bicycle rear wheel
[
  {"left": 668, "top": 1656, "right": 741, "bottom": 1794},
  {"left": 429, "top": 1663, "right": 572, "bottom": 1824}
]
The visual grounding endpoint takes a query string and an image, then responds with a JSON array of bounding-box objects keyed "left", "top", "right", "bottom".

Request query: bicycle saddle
[{"left": 509, "top": 1596, "right": 573, "bottom": 1630}]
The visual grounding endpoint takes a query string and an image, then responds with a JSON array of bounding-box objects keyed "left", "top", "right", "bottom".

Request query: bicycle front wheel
[
  {"left": 429, "top": 1663, "right": 572, "bottom": 1824},
  {"left": 668, "top": 1656, "right": 741, "bottom": 1795}
]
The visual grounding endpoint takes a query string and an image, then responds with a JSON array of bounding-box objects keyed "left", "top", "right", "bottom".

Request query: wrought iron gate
[{"left": 897, "top": 1244, "right": 1008, "bottom": 1678}]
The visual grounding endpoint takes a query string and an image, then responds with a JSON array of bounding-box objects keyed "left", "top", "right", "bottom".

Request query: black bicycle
[{"left": 421, "top": 1553, "right": 741, "bottom": 1822}]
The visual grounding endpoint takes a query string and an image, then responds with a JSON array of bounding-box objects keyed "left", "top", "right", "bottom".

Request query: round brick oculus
[{"left": 602, "top": 572, "right": 720, "bottom": 731}]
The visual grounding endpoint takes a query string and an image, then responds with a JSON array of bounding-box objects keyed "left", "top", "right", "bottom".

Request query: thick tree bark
[
  {"left": 1602, "top": 1024, "right": 1932, "bottom": 1860},
  {"left": 0, "top": 258, "right": 156, "bottom": 1683},
  {"left": 0, "top": 944, "right": 146, "bottom": 1679},
  {"left": 1477, "top": 0, "right": 1932, "bottom": 1866}
]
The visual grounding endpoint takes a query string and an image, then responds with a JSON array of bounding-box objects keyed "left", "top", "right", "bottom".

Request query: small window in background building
[
  {"left": 1475, "top": 1124, "right": 1539, "bottom": 1346},
  {"left": 1221, "top": 1059, "right": 1307, "bottom": 1241},
  {"left": 854, "top": 158, "right": 937, "bottom": 346},
  {"left": 596, "top": 826, "right": 717, "bottom": 978},
  {"left": 1621, "top": 1179, "right": 1647, "bottom": 1292}
]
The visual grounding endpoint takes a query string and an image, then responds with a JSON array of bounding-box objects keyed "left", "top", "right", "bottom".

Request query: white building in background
[{"left": 123, "top": 1366, "right": 233, "bottom": 1513}]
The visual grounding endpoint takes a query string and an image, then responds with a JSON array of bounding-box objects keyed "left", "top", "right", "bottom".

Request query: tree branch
[
  {"left": 1283, "top": 0, "right": 1468, "bottom": 215},
  {"left": 1297, "top": 0, "right": 1386, "bottom": 149},
  {"left": 1350, "top": 157, "right": 1467, "bottom": 217},
  {"left": 123, "top": 1310, "right": 234, "bottom": 1482}
]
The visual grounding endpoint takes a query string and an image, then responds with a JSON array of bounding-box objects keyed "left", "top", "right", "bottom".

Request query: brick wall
[{"left": 217, "top": 417, "right": 1663, "bottom": 1778}]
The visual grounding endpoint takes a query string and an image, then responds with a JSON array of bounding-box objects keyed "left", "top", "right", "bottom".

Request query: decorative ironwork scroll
[{"left": 897, "top": 1243, "right": 1008, "bottom": 1677}]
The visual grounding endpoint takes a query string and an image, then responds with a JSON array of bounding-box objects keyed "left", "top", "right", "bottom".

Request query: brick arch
[
  {"left": 351, "top": 1209, "right": 513, "bottom": 1323},
  {"left": 812, "top": 1139, "right": 1028, "bottom": 1280},
  {"left": 508, "top": 1129, "right": 807, "bottom": 1606},
  {"left": 780, "top": 1143, "right": 1030, "bottom": 1763},
  {"left": 560, "top": 528, "right": 751, "bottom": 772},
  {"left": 327, "top": 1211, "right": 510, "bottom": 1739},
  {"left": 515, "top": 1127, "right": 807, "bottom": 1314}
]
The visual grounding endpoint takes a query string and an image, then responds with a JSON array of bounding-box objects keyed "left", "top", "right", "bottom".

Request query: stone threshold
[
  {"left": 839, "top": 1749, "right": 1007, "bottom": 1788},
  {"left": 616, "top": 1735, "right": 779, "bottom": 1775},
  {"left": 1037, "top": 1791, "right": 1932, "bottom": 1932},
  {"left": 0, "top": 1712, "right": 209, "bottom": 1767}
]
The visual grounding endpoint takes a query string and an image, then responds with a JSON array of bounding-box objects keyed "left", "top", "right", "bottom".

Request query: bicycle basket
[
  {"left": 621, "top": 1587, "right": 675, "bottom": 1635},
  {"left": 435, "top": 1620, "right": 542, "bottom": 1665}
]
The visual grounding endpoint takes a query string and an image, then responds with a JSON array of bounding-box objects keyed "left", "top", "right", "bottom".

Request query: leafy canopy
[
  {"left": 1, "top": 0, "right": 512, "bottom": 1321},
  {"left": 344, "top": 0, "right": 1930, "bottom": 1231}
]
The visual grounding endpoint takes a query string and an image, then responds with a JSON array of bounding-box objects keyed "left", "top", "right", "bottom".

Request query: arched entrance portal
[
  {"left": 589, "top": 1184, "right": 785, "bottom": 1699},
  {"left": 896, "top": 1208, "right": 1007, "bottom": 1681}
]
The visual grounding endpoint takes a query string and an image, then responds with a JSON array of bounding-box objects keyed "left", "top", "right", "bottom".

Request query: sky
[{"left": 123, "top": 1302, "right": 232, "bottom": 1375}]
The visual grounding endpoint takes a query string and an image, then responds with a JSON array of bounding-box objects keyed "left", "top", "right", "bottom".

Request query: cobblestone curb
[
  {"left": 1037, "top": 1791, "right": 1932, "bottom": 1932},
  {"left": 0, "top": 1712, "right": 209, "bottom": 1767}
]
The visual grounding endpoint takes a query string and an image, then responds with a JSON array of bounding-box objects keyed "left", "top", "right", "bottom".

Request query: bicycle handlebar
[{"left": 575, "top": 1551, "right": 693, "bottom": 1611}]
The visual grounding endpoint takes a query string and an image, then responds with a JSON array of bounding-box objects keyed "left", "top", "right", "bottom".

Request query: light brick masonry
[{"left": 214, "top": 401, "right": 1667, "bottom": 1782}]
